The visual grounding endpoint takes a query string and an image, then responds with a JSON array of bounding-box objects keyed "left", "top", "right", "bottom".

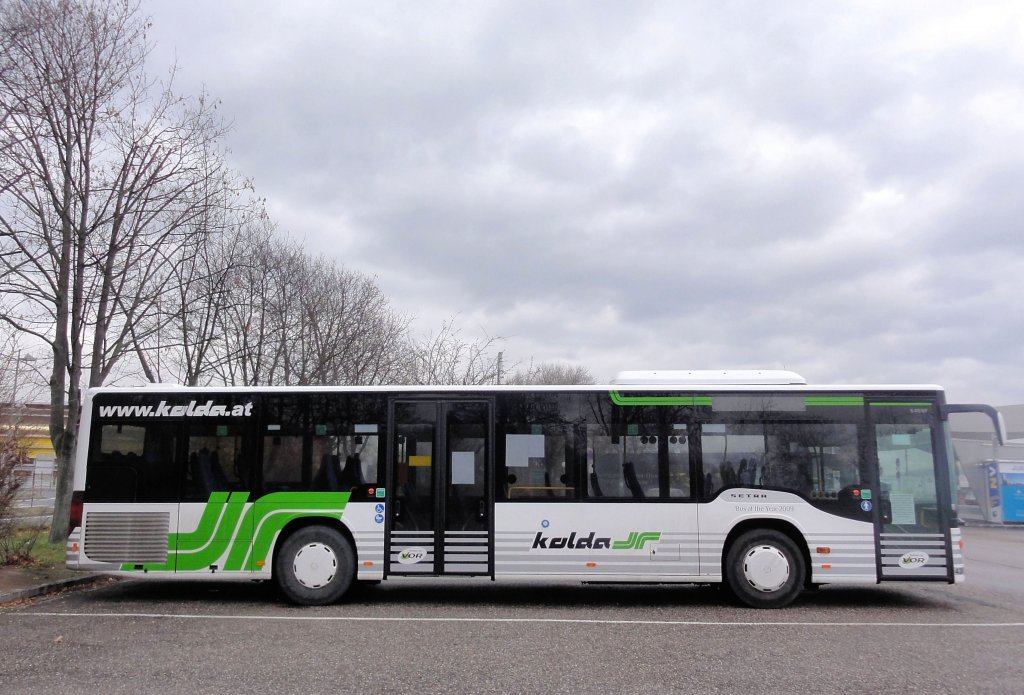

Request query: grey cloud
[{"left": 146, "top": 0, "right": 1024, "bottom": 404}]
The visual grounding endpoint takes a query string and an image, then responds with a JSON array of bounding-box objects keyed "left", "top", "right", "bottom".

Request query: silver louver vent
[{"left": 83, "top": 511, "right": 169, "bottom": 563}]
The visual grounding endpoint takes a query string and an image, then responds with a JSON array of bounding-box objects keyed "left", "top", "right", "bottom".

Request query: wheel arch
[
  {"left": 721, "top": 517, "right": 812, "bottom": 587},
  {"left": 270, "top": 515, "right": 357, "bottom": 578}
]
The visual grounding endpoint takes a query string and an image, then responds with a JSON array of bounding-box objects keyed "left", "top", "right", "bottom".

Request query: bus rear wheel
[
  {"left": 725, "top": 529, "right": 805, "bottom": 609},
  {"left": 275, "top": 526, "right": 355, "bottom": 606}
]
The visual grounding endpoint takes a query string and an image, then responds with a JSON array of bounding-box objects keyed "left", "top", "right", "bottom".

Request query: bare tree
[
  {"left": 406, "top": 317, "right": 506, "bottom": 385},
  {"left": 0, "top": 421, "right": 31, "bottom": 564},
  {"left": 132, "top": 175, "right": 258, "bottom": 386},
  {"left": 291, "top": 254, "right": 411, "bottom": 385},
  {"left": 506, "top": 361, "right": 595, "bottom": 385},
  {"left": 182, "top": 226, "right": 411, "bottom": 388},
  {"left": 0, "top": 0, "right": 229, "bottom": 540},
  {"left": 209, "top": 230, "right": 305, "bottom": 386},
  {"left": 0, "top": 328, "right": 39, "bottom": 562},
  {"left": 0, "top": 326, "right": 45, "bottom": 405}
]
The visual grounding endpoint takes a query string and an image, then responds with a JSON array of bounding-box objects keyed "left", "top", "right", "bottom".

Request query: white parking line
[{"left": 7, "top": 612, "right": 1024, "bottom": 627}]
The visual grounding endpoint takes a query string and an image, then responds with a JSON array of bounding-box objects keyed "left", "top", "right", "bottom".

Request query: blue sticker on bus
[
  {"left": 374, "top": 513, "right": 384, "bottom": 524},
  {"left": 860, "top": 500, "right": 873, "bottom": 512},
  {"left": 375, "top": 503, "right": 385, "bottom": 514}
]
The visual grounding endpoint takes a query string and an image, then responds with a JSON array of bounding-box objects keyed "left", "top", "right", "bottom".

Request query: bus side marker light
[
  {"left": 816, "top": 547, "right": 831, "bottom": 554},
  {"left": 585, "top": 562, "right": 597, "bottom": 568},
  {"left": 71, "top": 543, "right": 79, "bottom": 553},
  {"left": 821, "top": 564, "right": 832, "bottom": 570},
  {"left": 363, "top": 561, "right": 374, "bottom": 567},
  {"left": 255, "top": 561, "right": 265, "bottom": 568},
  {"left": 959, "top": 539, "right": 964, "bottom": 551}
]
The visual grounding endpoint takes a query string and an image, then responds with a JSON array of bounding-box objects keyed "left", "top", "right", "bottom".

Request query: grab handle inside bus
[{"left": 880, "top": 497, "right": 892, "bottom": 524}]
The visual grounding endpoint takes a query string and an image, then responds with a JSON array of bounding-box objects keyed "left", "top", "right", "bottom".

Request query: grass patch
[
  {"left": 26, "top": 531, "right": 64, "bottom": 568},
  {"left": 1, "top": 526, "right": 64, "bottom": 568}
]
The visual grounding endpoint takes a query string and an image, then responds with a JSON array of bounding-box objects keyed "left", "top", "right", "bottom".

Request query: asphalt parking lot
[{"left": 2, "top": 526, "right": 1022, "bottom": 694}]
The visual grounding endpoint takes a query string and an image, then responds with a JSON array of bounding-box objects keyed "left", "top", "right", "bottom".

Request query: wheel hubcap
[
  {"left": 293, "top": 542, "right": 338, "bottom": 589},
  {"left": 742, "top": 544, "right": 790, "bottom": 593}
]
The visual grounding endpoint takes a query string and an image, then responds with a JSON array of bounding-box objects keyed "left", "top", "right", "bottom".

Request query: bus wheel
[
  {"left": 725, "top": 529, "right": 805, "bottom": 609},
  {"left": 275, "top": 526, "right": 355, "bottom": 606}
]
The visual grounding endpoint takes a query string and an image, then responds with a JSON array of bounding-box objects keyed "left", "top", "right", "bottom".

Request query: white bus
[{"left": 66, "top": 371, "right": 1005, "bottom": 608}]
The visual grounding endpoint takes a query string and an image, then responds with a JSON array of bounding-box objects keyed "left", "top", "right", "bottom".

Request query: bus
[{"left": 65, "top": 370, "right": 1006, "bottom": 608}]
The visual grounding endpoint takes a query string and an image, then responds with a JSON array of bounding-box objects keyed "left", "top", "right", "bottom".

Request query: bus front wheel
[
  {"left": 725, "top": 529, "right": 805, "bottom": 609},
  {"left": 275, "top": 526, "right": 355, "bottom": 606}
]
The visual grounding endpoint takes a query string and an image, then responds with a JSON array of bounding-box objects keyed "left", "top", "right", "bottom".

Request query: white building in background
[{"left": 951, "top": 405, "right": 1024, "bottom": 524}]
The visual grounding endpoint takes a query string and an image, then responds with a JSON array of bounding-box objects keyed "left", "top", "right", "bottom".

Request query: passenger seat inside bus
[
  {"left": 191, "top": 448, "right": 230, "bottom": 494},
  {"left": 340, "top": 455, "right": 365, "bottom": 490},
  {"left": 315, "top": 454, "right": 341, "bottom": 491}
]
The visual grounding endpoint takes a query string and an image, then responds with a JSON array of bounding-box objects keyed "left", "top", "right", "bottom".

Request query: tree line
[{"left": 0, "top": 0, "right": 591, "bottom": 540}]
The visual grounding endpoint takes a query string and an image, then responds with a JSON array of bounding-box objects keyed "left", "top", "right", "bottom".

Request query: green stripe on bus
[
  {"left": 611, "top": 531, "right": 662, "bottom": 550},
  {"left": 174, "top": 491, "right": 232, "bottom": 552},
  {"left": 805, "top": 396, "right": 865, "bottom": 406},
  {"left": 610, "top": 391, "right": 713, "bottom": 406},
  {"left": 121, "top": 491, "right": 350, "bottom": 573}
]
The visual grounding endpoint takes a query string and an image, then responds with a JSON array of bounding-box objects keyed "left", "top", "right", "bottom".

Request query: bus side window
[
  {"left": 183, "top": 424, "right": 250, "bottom": 501},
  {"left": 502, "top": 429, "right": 575, "bottom": 500},
  {"left": 700, "top": 423, "right": 767, "bottom": 498},
  {"left": 312, "top": 434, "right": 379, "bottom": 494},
  {"left": 262, "top": 434, "right": 304, "bottom": 491},
  {"left": 85, "top": 422, "right": 177, "bottom": 503}
]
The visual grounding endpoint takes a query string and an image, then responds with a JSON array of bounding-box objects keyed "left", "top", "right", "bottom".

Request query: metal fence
[{"left": 10, "top": 459, "right": 56, "bottom": 522}]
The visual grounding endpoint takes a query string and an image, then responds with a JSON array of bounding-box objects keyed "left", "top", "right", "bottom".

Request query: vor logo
[
  {"left": 398, "top": 547, "right": 428, "bottom": 564},
  {"left": 898, "top": 551, "right": 929, "bottom": 569}
]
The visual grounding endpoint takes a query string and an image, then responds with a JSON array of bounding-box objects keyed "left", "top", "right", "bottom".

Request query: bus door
[
  {"left": 870, "top": 402, "right": 953, "bottom": 581},
  {"left": 387, "top": 400, "right": 492, "bottom": 576}
]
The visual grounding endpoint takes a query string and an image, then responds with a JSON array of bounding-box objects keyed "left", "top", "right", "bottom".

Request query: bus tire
[
  {"left": 274, "top": 525, "right": 355, "bottom": 606},
  {"left": 725, "top": 529, "right": 805, "bottom": 609}
]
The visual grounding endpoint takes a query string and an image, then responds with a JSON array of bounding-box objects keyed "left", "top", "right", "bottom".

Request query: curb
[{"left": 0, "top": 574, "right": 108, "bottom": 605}]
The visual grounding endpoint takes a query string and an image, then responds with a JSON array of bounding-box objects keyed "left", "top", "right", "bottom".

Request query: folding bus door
[
  {"left": 871, "top": 401, "right": 954, "bottom": 581},
  {"left": 388, "top": 400, "right": 492, "bottom": 576}
]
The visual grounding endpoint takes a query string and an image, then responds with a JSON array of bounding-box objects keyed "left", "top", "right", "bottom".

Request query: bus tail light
[{"left": 69, "top": 490, "right": 84, "bottom": 533}]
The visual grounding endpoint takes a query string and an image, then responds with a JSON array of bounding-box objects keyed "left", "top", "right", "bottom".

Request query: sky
[{"left": 144, "top": 0, "right": 1024, "bottom": 405}]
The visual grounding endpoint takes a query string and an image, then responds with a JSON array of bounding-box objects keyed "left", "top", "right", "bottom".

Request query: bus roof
[{"left": 85, "top": 381, "right": 946, "bottom": 395}]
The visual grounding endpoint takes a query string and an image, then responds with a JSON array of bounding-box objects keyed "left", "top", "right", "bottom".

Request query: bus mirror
[
  {"left": 941, "top": 403, "right": 1006, "bottom": 446},
  {"left": 996, "top": 412, "right": 1008, "bottom": 447}
]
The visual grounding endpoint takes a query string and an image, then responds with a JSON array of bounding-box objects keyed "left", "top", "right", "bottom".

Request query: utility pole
[{"left": 10, "top": 351, "right": 39, "bottom": 408}]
